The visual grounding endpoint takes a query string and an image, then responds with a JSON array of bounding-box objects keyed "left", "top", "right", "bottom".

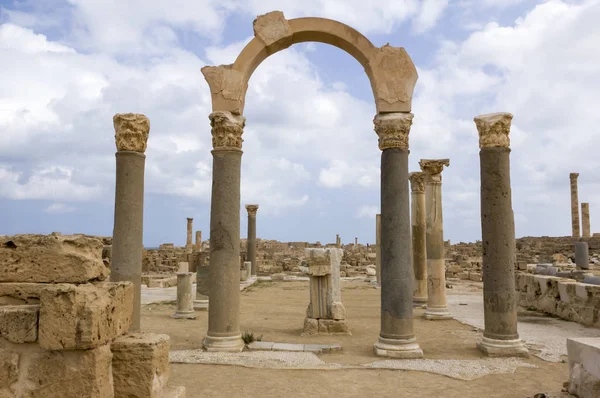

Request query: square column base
[
  {"left": 477, "top": 336, "right": 529, "bottom": 358},
  {"left": 424, "top": 307, "right": 452, "bottom": 320},
  {"left": 374, "top": 336, "right": 423, "bottom": 359},
  {"left": 203, "top": 335, "right": 245, "bottom": 352}
]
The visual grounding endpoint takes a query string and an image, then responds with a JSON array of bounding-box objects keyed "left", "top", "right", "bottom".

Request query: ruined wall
[{"left": 0, "top": 233, "right": 184, "bottom": 397}]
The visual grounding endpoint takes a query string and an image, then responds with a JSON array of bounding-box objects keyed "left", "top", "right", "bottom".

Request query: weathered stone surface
[
  {"left": 0, "top": 305, "right": 38, "bottom": 343},
  {"left": 1, "top": 340, "right": 113, "bottom": 398},
  {"left": 253, "top": 11, "right": 292, "bottom": 48},
  {"left": 0, "top": 283, "right": 44, "bottom": 305},
  {"left": 114, "top": 113, "right": 150, "bottom": 153},
  {"left": 567, "top": 338, "right": 600, "bottom": 398},
  {"left": 112, "top": 333, "right": 170, "bottom": 398},
  {"left": 318, "top": 319, "right": 350, "bottom": 335},
  {"left": 301, "top": 318, "right": 318, "bottom": 336},
  {"left": 474, "top": 112, "right": 512, "bottom": 149},
  {"left": 39, "top": 282, "right": 133, "bottom": 350},
  {"left": 0, "top": 234, "right": 109, "bottom": 283}
]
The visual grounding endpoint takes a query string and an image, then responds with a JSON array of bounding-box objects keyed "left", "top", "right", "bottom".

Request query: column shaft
[
  {"left": 375, "top": 214, "right": 382, "bottom": 286},
  {"left": 204, "top": 149, "right": 243, "bottom": 351},
  {"left": 582, "top": 203, "right": 591, "bottom": 238},
  {"left": 570, "top": 174, "right": 580, "bottom": 238},
  {"left": 195, "top": 231, "right": 202, "bottom": 251},
  {"left": 111, "top": 151, "right": 145, "bottom": 331},
  {"left": 186, "top": 218, "right": 193, "bottom": 248},
  {"left": 248, "top": 215, "right": 257, "bottom": 276},
  {"left": 411, "top": 190, "right": 427, "bottom": 304}
]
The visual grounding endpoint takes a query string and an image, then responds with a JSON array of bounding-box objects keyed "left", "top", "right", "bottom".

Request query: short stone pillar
[
  {"left": 203, "top": 111, "right": 245, "bottom": 352},
  {"left": 570, "top": 173, "right": 580, "bottom": 238},
  {"left": 419, "top": 158, "right": 452, "bottom": 320},
  {"left": 195, "top": 231, "right": 202, "bottom": 251},
  {"left": 582, "top": 203, "right": 591, "bottom": 238},
  {"left": 373, "top": 112, "right": 423, "bottom": 358},
  {"left": 474, "top": 112, "right": 528, "bottom": 357},
  {"left": 376, "top": 214, "right": 381, "bottom": 286},
  {"left": 409, "top": 172, "right": 427, "bottom": 304},
  {"left": 177, "top": 262, "right": 189, "bottom": 273},
  {"left": 240, "top": 261, "right": 251, "bottom": 281},
  {"left": 335, "top": 234, "right": 341, "bottom": 247},
  {"left": 186, "top": 218, "right": 193, "bottom": 249},
  {"left": 110, "top": 113, "right": 150, "bottom": 332},
  {"left": 172, "top": 272, "right": 196, "bottom": 319},
  {"left": 575, "top": 242, "right": 590, "bottom": 270},
  {"left": 245, "top": 204, "right": 259, "bottom": 276},
  {"left": 302, "top": 248, "right": 349, "bottom": 335}
]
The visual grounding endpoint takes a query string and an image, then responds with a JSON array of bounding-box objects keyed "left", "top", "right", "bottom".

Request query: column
[
  {"left": 376, "top": 214, "right": 381, "bottom": 286},
  {"left": 186, "top": 218, "right": 193, "bottom": 248},
  {"left": 570, "top": 173, "right": 580, "bottom": 238},
  {"left": 474, "top": 112, "right": 528, "bottom": 357},
  {"left": 245, "top": 204, "right": 259, "bottom": 276},
  {"left": 419, "top": 159, "right": 452, "bottom": 320},
  {"left": 582, "top": 203, "right": 591, "bottom": 238},
  {"left": 195, "top": 231, "right": 202, "bottom": 251},
  {"left": 203, "top": 111, "right": 245, "bottom": 352},
  {"left": 336, "top": 234, "right": 340, "bottom": 247},
  {"left": 373, "top": 112, "right": 423, "bottom": 358},
  {"left": 110, "top": 113, "right": 150, "bottom": 332},
  {"left": 172, "top": 272, "right": 196, "bottom": 319},
  {"left": 354, "top": 237, "right": 358, "bottom": 247},
  {"left": 409, "top": 172, "right": 427, "bottom": 304}
]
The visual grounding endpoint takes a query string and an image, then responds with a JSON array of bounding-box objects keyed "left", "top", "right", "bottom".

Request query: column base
[
  {"left": 477, "top": 336, "right": 529, "bottom": 358},
  {"left": 374, "top": 336, "right": 423, "bottom": 359},
  {"left": 413, "top": 296, "right": 427, "bottom": 305},
  {"left": 424, "top": 306, "right": 452, "bottom": 320},
  {"left": 193, "top": 299, "right": 209, "bottom": 311},
  {"left": 203, "top": 334, "right": 245, "bottom": 352},
  {"left": 171, "top": 310, "right": 197, "bottom": 319}
]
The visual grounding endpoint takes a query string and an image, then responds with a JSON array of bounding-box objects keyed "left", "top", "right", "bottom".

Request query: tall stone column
[
  {"left": 570, "top": 173, "right": 580, "bottom": 238},
  {"left": 419, "top": 159, "right": 451, "bottom": 320},
  {"left": 375, "top": 214, "right": 381, "bottom": 286},
  {"left": 373, "top": 112, "right": 423, "bottom": 358},
  {"left": 195, "top": 230, "right": 202, "bottom": 251},
  {"left": 186, "top": 218, "right": 193, "bottom": 249},
  {"left": 409, "top": 172, "right": 427, "bottom": 304},
  {"left": 203, "top": 111, "right": 245, "bottom": 352},
  {"left": 582, "top": 203, "right": 591, "bottom": 238},
  {"left": 474, "top": 112, "right": 528, "bottom": 357},
  {"left": 245, "top": 204, "right": 259, "bottom": 276},
  {"left": 110, "top": 113, "right": 150, "bottom": 332}
]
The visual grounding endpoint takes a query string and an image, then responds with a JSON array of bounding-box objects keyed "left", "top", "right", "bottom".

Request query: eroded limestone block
[
  {"left": 0, "top": 349, "right": 19, "bottom": 395},
  {"left": 39, "top": 282, "right": 133, "bottom": 350},
  {"left": 567, "top": 338, "right": 600, "bottom": 398},
  {"left": 112, "top": 333, "right": 170, "bottom": 398},
  {"left": 0, "top": 234, "right": 108, "bottom": 283},
  {"left": 0, "top": 305, "right": 38, "bottom": 343},
  {"left": 0, "top": 283, "right": 45, "bottom": 305}
]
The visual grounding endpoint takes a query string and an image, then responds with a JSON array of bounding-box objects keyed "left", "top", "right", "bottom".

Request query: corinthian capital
[
  {"left": 408, "top": 172, "right": 427, "bottom": 193},
  {"left": 570, "top": 173, "right": 579, "bottom": 181},
  {"left": 419, "top": 159, "right": 450, "bottom": 183},
  {"left": 209, "top": 111, "right": 245, "bottom": 150},
  {"left": 245, "top": 204, "right": 259, "bottom": 216},
  {"left": 373, "top": 112, "right": 413, "bottom": 150},
  {"left": 113, "top": 113, "right": 150, "bottom": 153},
  {"left": 474, "top": 112, "right": 513, "bottom": 149}
]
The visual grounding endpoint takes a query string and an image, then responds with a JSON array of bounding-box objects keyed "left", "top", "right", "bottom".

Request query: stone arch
[{"left": 201, "top": 11, "right": 418, "bottom": 115}]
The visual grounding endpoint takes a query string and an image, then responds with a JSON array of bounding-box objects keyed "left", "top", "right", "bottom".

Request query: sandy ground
[{"left": 141, "top": 280, "right": 581, "bottom": 398}]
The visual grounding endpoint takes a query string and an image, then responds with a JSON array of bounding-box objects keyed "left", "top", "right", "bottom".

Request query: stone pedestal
[
  {"left": 172, "top": 272, "right": 196, "bottom": 319},
  {"left": 575, "top": 242, "right": 590, "bottom": 270},
  {"left": 409, "top": 172, "right": 427, "bottom": 304},
  {"left": 582, "top": 203, "right": 591, "bottom": 238},
  {"left": 186, "top": 218, "right": 193, "bottom": 249},
  {"left": 420, "top": 159, "right": 452, "bottom": 320},
  {"left": 203, "top": 111, "right": 245, "bottom": 352},
  {"left": 474, "top": 112, "right": 528, "bottom": 357},
  {"left": 373, "top": 112, "right": 422, "bottom": 359},
  {"left": 302, "top": 248, "right": 349, "bottom": 335},
  {"left": 571, "top": 173, "right": 580, "bottom": 238},
  {"left": 110, "top": 113, "right": 150, "bottom": 332},
  {"left": 240, "top": 261, "right": 251, "bottom": 281},
  {"left": 375, "top": 214, "right": 381, "bottom": 286},
  {"left": 177, "top": 262, "right": 189, "bottom": 273},
  {"left": 245, "top": 204, "right": 259, "bottom": 276}
]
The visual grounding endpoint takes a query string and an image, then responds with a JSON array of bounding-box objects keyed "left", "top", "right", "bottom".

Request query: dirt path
[{"left": 142, "top": 280, "right": 569, "bottom": 398}]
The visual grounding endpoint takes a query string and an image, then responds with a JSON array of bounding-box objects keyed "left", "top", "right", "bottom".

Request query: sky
[{"left": 0, "top": 0, "right": 599, "bottom": 247}]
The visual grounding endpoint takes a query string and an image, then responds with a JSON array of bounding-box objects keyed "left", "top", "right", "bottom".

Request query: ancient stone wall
[{"left": 0, "top": 233, "right": 184, "bottom": 397}]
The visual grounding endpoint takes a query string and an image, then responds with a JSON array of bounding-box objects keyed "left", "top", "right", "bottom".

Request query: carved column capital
[
  {"left": 409, "top": 172, "right": 427, "bottom": 193},
  {"left": 570, "top": 173, "right": 580, "bottom": 181},
  {"left": 209, "top": 111, "right": 245, "bottom": 151},
  {"left": 419, "top": 159, "right": 450, "bottom": 183},
  {"left": 474, "top": 112, "right": 513, "bottom": 149},
  {"left": 245, "top": 204, "right": 259, "bottom": 216},
  {"left": 373, "top": 112, "right": 413, "bottom": 150},
  {"left": 114, "top": 113, "right": 150, "bottom": 153}
]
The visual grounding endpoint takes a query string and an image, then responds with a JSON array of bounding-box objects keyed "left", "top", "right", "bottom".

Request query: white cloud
[
  {"left": 355, "top": 205, "right": 379, "bottom": 219},
  {"left": 413, "top": 0, "right": 449, "bottom": 33},
  {"left": 45, "top": 203, "right": 77, "bottom": 214}
]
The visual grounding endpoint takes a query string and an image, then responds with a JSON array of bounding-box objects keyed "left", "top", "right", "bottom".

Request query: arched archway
[{"left": 201, "top": 11, "right": 422, "bottom": 359}]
